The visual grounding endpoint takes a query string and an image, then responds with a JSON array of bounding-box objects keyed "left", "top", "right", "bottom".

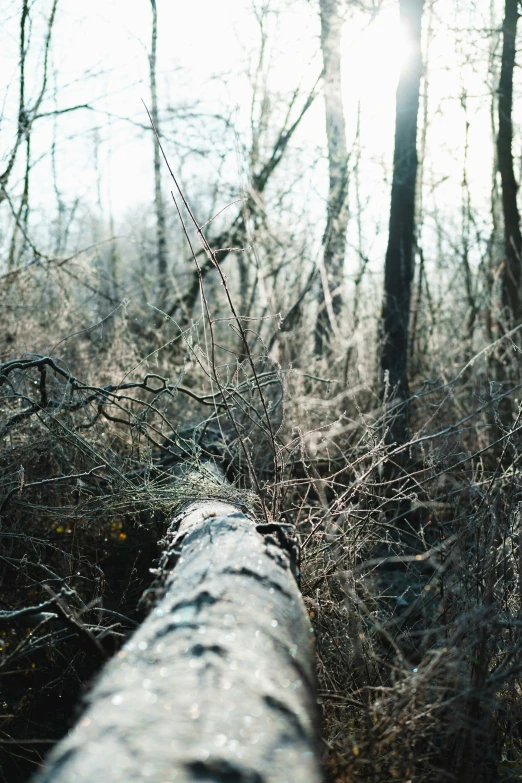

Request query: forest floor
[{"left": 1, "top": 284, "right": 522, "bottom": 783}]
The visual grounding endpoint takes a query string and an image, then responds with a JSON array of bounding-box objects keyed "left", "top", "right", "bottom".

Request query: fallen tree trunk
[{"left": 35, "top": 499, "right": 321, "bottom": 783}]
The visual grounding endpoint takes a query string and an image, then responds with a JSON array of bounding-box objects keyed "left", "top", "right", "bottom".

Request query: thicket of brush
[{"left": 2, "top": 251, "right": 522, "bottom": 783}]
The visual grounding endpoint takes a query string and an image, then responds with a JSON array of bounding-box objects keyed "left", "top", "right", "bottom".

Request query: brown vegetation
[{"left": 2, "top": 1, "right": 522, "bottom": 781}]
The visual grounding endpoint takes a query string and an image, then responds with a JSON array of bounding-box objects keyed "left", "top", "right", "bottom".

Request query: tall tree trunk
[
  {"left": 490, "top": 0, "right": 521, "bottom": 431},
  {"left": 498, "top": 0, "right": 522, "bottom": 327},
  {"left": 380, "top": 0, "right": 424, "bottom": 441},
  {"left": 149, "top": 0, "right": 168, "bottom": 303},
  {"left": 35, "top": 499, "right": 321, "bottom": 783},
  {"left": 315, "top": 0, "right": 349, "bottom": 356}
]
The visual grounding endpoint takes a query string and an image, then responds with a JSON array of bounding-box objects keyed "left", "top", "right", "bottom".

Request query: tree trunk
[
  {"left": 315, "top": 0, "right": 349, "bottom": 356},
  {"left": 498, "top": 0, "right": 522, "bottom": 326},
  {"left": 35, "top": 500, "right": 321, "bottom": 783},
  {"left": 380, "top": 0, "right": 424, "bottom": 440},
  {"left": 149, "top": 0, "right": 168, "bottom": 302}
]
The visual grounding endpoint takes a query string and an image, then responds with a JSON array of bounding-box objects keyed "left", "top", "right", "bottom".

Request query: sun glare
[
  {"left": 347, "top": 7, "right": 410, "bottom": 101},
  {"left": 340, "top": 6, "right": 410, "bottom": 156}
]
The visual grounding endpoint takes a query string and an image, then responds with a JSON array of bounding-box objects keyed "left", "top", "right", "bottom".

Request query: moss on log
[{"left": 35, "top": 500, "right": 321, "bottom": 783}]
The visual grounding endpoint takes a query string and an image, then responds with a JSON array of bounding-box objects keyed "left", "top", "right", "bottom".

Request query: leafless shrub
[{"left": 291, "top": 357, "right": 522, "bottom": 783}]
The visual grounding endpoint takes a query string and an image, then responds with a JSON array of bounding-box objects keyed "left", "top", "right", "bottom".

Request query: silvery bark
[
  {"left": 315, "top": 0, "right": 350, "bottom": 355},
  {"left": 149, "top": 0, "right": 168, "bottom": 301},
  {"left": 35, "top": 500, "right": 321, "bottom": 783}
]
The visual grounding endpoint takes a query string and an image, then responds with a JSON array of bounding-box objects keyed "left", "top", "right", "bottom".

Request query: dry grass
[
  {"left": 2, "top": 258, "right": 522, "bottom": 783},
  {"left": 297, "top": 360, "right": 522, "bottom": 782}
]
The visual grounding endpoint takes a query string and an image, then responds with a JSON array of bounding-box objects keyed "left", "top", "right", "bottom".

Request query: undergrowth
[{"left": 2, "top": 226, "right": 522, "bottom": 783}]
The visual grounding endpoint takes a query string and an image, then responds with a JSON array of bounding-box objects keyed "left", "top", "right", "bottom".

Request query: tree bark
[
  {"left": 498, "top": 0, "right": 522, "bottom": 326},
  {"left": 149, "top": 0, "right": 168, "bottom": 300},
  {"left": 315, "top": 0, "right": 349, "bottom": 356},
  {"left": 380, "top": 0, "right": 424, "bottom": 440},
  {"left": 35, "top": 500, "right": 321, "bottom": 783}
]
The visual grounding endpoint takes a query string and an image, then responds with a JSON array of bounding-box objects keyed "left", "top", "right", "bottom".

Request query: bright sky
[
  {"left": 0, "top": 0, "right": 508, "bottom": 286},
  {"left": 1, "top": 0, "right": 399, "bottom": 207}
]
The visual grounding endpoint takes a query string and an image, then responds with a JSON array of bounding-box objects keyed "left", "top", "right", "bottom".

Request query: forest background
[{"left": 2, "top": 0, "right": 522, "bottom": 781}]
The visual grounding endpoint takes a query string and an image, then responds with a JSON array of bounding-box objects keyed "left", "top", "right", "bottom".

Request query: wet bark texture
[
  {"left": 498, "top": 0, "right": 522, "bottom": 325},
  {"left": 315, "top": 0, "right": 349, "bottom": 355},
  {"left": 380, "top": 0, "right": 424, "bottom": 435},
  {"left": 35, "top": 500, "right": 320, "bottom": 783}
]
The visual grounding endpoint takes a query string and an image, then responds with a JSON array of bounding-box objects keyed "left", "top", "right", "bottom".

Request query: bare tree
[
  {"left": 497, "top": 0, "right": 522, "bottom": 327},
  {"left": 380, "top": 0, "right": 424, "bottom": 440},
  {"left": 149, "top": 0, "right": 168, "bottom": 302},
  {"left": 0, "top": 0, "right": 30, "bottom": 209},
  {"left": 1, "top": 0, "right": 59, "bottom": 269},
  {"left": 314, "top": 0, "right": 350, "bottom": 356},
  {"left": 165, "top": 80, "right": 320, "bottom": 330}
]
